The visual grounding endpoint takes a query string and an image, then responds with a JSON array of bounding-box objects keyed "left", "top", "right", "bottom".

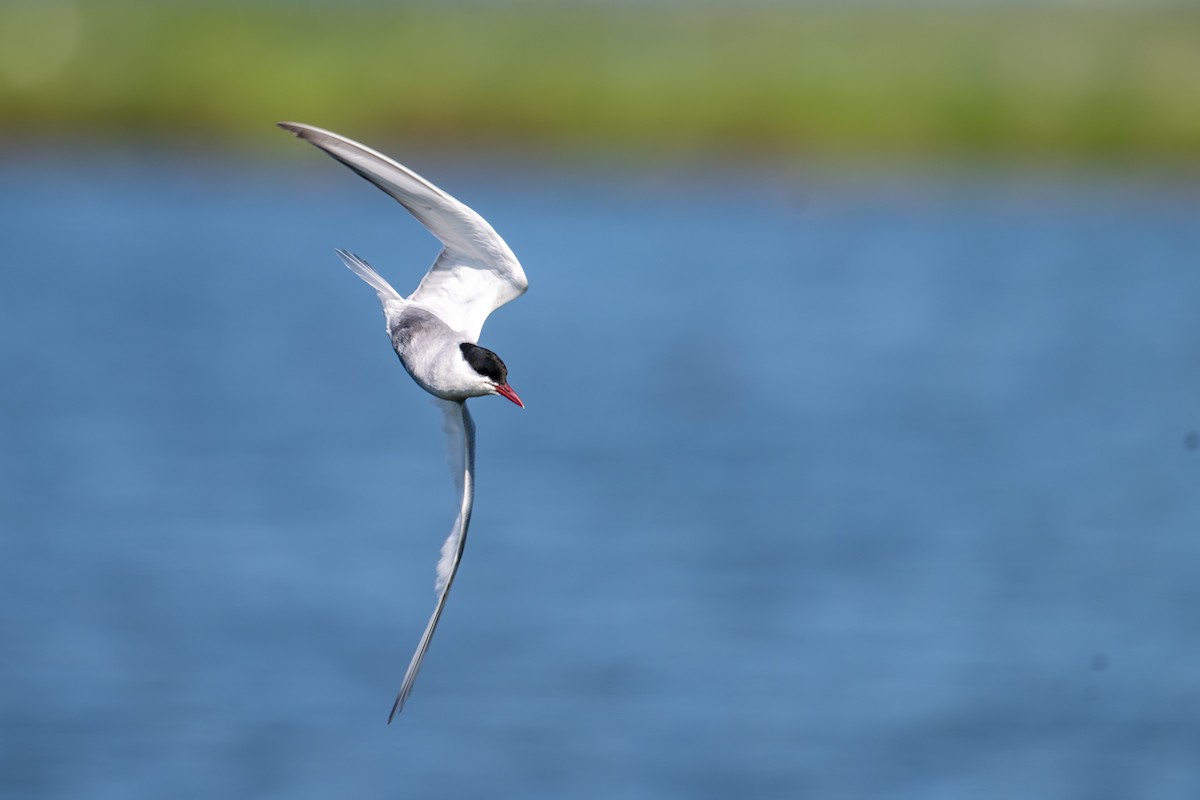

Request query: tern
[{"left": 279, "top": 122, "right": 527, "bottom": 721}]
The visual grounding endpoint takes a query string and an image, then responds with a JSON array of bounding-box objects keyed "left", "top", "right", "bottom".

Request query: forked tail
[{"left": 334, "top": 248, "right": 404, "bottom": 304}]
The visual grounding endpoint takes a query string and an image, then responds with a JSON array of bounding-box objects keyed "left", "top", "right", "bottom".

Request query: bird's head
[{"left": 459, "top": 343, "right": 524, "bottom": 408}]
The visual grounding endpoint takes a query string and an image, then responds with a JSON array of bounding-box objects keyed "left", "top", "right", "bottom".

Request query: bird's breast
[{"left": 387, "top": 307, "right": 470, "bottom": 400}]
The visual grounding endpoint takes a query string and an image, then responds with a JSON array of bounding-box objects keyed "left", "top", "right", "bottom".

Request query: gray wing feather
[
  {"left": 278, "top": 122, "right": 527, "bottom": 341},
  {"left": 388, "top": 399, "right": 476, "bottom": 722}
]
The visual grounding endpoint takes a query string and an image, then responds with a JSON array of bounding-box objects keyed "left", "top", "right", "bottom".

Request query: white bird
[{"left": 279, "top": 122, "right": 527, "bottom": 721}]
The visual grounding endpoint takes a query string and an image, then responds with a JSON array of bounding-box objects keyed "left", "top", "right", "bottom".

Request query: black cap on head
[{"left": 459, "top": 343, "right": 508, "bottom": 384}]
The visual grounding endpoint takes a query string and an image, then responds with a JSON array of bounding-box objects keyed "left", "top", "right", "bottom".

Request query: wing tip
[{"left": 277, "top": 121, "right": 332, "bottom": 142}]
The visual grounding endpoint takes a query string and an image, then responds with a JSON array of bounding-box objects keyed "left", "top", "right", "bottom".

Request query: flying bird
[{"left": 279, "top": 122, "right": 527, "bottom": 721}]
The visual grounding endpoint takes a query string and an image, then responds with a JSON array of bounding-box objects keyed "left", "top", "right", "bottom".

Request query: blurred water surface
[{"left": 2, "top": 147, "right": 1199, "bottom": 799}]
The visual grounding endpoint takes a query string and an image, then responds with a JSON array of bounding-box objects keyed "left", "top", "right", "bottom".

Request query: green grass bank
[{"left": 2, "top": 2, "right": 1198, "bottom": 161}]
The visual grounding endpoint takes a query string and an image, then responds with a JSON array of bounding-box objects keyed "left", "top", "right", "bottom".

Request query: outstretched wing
[
  {"left": 278, "top": 122, "right": 527, "bottom": 342},
  {"left": 388, "top": 399, "right": 476, "bottom": 722}
]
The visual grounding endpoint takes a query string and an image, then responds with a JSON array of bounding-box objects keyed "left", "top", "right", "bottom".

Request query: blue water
[{"left": 3, "top": 147, "right": 1199, "bottom": 798}]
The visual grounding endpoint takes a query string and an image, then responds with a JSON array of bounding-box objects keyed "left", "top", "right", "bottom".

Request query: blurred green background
[{"left": 1, "top": 0, "right": 1197, "bottom": 162}]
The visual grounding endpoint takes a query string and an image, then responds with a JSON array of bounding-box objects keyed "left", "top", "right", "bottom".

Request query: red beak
[{"left": 495, "top": 383, "right": 524, "bottom": 408}]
